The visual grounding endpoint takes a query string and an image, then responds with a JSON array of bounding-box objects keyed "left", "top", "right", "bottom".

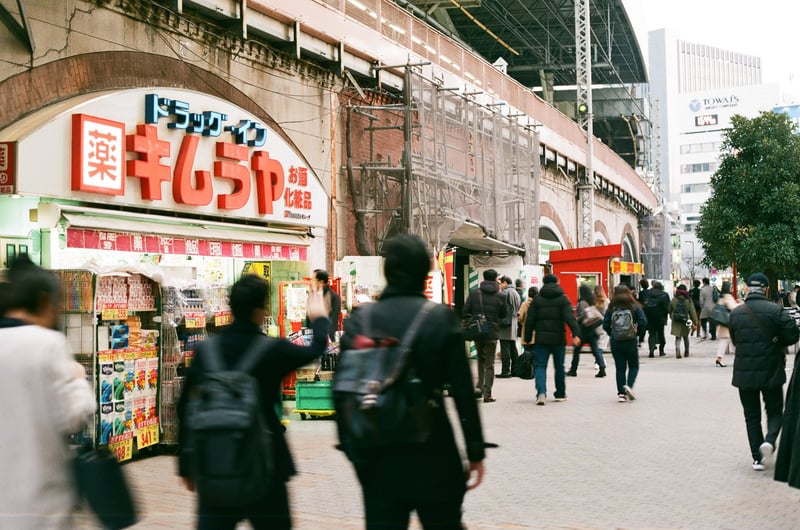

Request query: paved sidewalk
[{"left": 78, "top": 334, "right": 800, "bottom": 529}]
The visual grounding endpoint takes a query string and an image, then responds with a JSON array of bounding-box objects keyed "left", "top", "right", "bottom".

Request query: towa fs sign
[{"left": 13, "top": 89, "right": 327, "bottom": 228}]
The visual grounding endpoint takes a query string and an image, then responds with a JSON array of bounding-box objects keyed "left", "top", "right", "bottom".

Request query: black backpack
[
  {"left": 334, "top": 301, "right": 437, "bottom": 449},
  {"left": 185, "top": 335, "right": 274, "bottom": 507},
  {"left": 673, "top": 298, "right": 689, "bottom": 322}
]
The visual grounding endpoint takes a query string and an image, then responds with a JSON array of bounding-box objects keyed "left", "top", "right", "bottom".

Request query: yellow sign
[
  {"left": 184, "top": 311, "right": 206, "bottom": 329},
  {"left": 136, "top": 422, "right": 160, "bottom": 449},
  {"left": 108, "top": 432, "right": 134, "bottom": 462},
  {"left": 611, "top": 261, "right": 643, "bottom": 274},
  {"left": 214, "top": 310, "right": 233, "bottom": 327},
  {"left": 101, "top": 303, "right": 128, "bottom": 321}
]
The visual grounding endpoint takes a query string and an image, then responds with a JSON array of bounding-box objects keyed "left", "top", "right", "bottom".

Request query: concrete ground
[{"left": 76, "top": 333, "right": 800, "bottom": 529}]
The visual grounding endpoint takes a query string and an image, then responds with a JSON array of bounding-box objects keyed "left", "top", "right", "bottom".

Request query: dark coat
[
  {"left": 324, "top": 286, "right": 342, "bottom": 341},
  {"left": 337, "top": 287, "right": 486, "bottom": 498},
  {"left": 523, "top": 282, "right": 579, "bottom": 345},
  {"left": 643, "top": 289, "right": 670, "bottom": 327},
  {"left": 728, "top": 292, "right": 799, "bottom": 390},
  {"left": 177, "top": 317, "right": 330, "bottom": 482},
  {"left": 775, "top": 354, "right": 800, "bottom": 488},
  {"left": 463, "top": 280, "right": 507, "bottom": 341}
]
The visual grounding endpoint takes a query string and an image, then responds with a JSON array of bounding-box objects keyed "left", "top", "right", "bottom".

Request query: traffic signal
[{"left": 576, "top": 102, "right": 588, "bottom": 115}]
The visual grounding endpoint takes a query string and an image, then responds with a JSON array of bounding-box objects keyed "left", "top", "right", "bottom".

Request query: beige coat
[{"left": 517, "top": 297, "right": 534, "bottom": 345}]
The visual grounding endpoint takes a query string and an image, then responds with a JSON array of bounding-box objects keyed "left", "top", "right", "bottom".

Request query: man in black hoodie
[
  {"left": 463, "top": 269, "right": 507, "bottom": 402},
  {"left": 524, "top": 274, "right": 580, "bottom": 405}
]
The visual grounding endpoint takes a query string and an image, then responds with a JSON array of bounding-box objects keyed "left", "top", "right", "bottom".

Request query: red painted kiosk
[{"left": 548, "top": 244, "right": 643, "bottom": 305}]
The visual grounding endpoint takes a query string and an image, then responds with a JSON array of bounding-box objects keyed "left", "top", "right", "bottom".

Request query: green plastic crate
[{"left": 294, "top": 380, "right": 334, "bottom": 411}]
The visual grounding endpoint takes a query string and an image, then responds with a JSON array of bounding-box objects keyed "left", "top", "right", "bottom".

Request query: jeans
[
  {"left": 474, "top": 339, "right": 497, "bottom": 398},
  {"left": 499, "top": 339, "right": 519, "bottom": 375},
  {"left": 197, "top": 481, "right": 290, "bottom": 530},
  {"left": 534, "top": 344, "right": 566, "bottom": 398},
  {"left": 569, "top": 332, "right": 605, "bottom": 371},
  {"left": 738, "top": 386, "right": 784, "bottom": 460},
  {"left": 611, "top": 339, "right": 639, "bottom": 395}
]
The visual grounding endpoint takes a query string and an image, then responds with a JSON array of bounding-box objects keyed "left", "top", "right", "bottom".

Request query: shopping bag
[{"left": 73, "top": 445, "right": 138, "bottom": 529}]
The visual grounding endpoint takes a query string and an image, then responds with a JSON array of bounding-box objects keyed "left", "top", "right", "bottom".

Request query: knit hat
[{"left": 543, "top": 274, "right": 558, "bottom": 284}]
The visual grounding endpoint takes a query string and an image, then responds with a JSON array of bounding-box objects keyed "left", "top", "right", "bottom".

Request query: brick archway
[{"left": 539, "top": 201, "right": 573, "bottom": 248}]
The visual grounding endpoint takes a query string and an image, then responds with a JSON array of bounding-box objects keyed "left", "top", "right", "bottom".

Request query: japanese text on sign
[
  {"left": 184, "top": 311, "right": 206, "bottom": 329},
  {"left": 101, "top": 303, "right": 128, "bottom": 321},
  {"left": 108, "top": 432, "right": 134, "bottom": 462}
]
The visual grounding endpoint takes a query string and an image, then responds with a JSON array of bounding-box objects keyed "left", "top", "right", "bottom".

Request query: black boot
[
  {"left": 595, "top": 367, "right": 606, "bottom": 378},
  {"left": 566, "top": 369, "right": 578, "bottom": 377}
]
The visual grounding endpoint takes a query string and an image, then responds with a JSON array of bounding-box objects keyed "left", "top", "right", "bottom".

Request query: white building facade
[{"left": 648, "top": 29, "right": 789, "bottom": 283}]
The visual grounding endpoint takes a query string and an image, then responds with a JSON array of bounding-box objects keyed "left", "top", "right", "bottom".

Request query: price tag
[
  {"left": 136, "top": 420, "right": 160, "bottom": 449},
  {"left": 184, "top": 350, "right": 194, "bottom": 367},
  {"left": 184, "top": 311, "right": 206, "bottom": 329},
  {"left": 214, "top": 310, "right": 232, "bottom": 327},
  {"left": 108, "top": 433, "right": 134, "bottom": 462},
  {"left": 101, "top": 303, "right": 128, "bottom": 321}
]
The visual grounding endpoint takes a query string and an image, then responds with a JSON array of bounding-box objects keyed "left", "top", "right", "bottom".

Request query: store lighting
[{"left": 10, "top": 194, "right": 21, "bottom": 199}]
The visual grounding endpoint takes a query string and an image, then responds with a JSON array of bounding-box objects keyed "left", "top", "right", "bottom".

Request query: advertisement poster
[{"left": 98, "top": 349, "right": 159, "bottom": 461}]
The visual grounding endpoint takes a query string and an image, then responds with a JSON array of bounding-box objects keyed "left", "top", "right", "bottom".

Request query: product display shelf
[{"left": 159, "top": 324, "right": 183, "bottom": 446}]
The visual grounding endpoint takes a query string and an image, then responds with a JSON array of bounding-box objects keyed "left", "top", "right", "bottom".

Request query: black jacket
[
  {"left": 463, "top": 280, "right": 506, "bottom": 340},
  {"left": 338, "top": 287, "right": 485, "bottom": 463},
  {"left": 776, "top": 354, "right": 800, "bottom": 488},
  {"left": 177, "top": 316, "right": 330, "bottom": 482},
  {"left": 523, "top": 282, "right": 579, "bottom": 345},
  {"left": 324, "top": 286, "right": 342, "bottom": 341},
  {"left": 729, "top": 292, "right": 799, "bottom": 390},
  {"left": 643, "top": 289, "right": 670, "bottom": 327}
]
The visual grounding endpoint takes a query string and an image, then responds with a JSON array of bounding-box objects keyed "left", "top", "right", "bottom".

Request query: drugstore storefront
[{"left": 0, "top": 88, "right": 328, "bottom": 457}]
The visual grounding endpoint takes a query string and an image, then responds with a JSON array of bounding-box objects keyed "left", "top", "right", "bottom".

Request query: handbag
[
  {"left": 710, "top": 303, "right": 730, "bottom": 327},
  {"left": 462, "top": 292, "right": 490, "bottom": 340},
  {"left": 582, "top": 304, "right": 603, "bottom": 328},
  {"left": 73, "top": 444, "right": 138, "bottom": 529},
  {"left": 512, "top": 350, "right": 535, "bottom": 379}
]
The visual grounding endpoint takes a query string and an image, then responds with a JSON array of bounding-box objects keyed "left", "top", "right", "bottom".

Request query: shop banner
[
  {"left": 67, "top": 227, "right": 307, "bottom": 261},
  {"left": 0, "top": 141, "right": 15, "bottom": 194},
  {"left": 611, "top": 261, "right": 644, "bottom": 274}
]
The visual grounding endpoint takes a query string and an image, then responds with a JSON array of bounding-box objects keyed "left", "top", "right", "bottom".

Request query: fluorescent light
[
  {"left": 439, "top": 55, "right": 452, "bottom": 64},
  {"left": 388, "top": 23, "right": 406, "bottom": 35},
  {"left": 411, "top": 36, "right": 423, "bottom": 45},
  {"left": 425, "top": 45, "right": 436, "bottom": 54}
]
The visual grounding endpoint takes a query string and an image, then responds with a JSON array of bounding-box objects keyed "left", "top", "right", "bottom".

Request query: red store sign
[{"left": 12, "top": 89, "right": 327, "bottom": 228}]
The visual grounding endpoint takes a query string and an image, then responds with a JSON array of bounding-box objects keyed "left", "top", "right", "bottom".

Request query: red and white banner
[{"left": 66, "top": 227, "right": 307, "bottom": 261}]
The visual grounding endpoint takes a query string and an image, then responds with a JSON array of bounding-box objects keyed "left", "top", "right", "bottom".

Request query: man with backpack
[
  {"left": 177, "top": 274, "right": 329, "bottom": 530},
  {"left": 334, "top": 235, "right": 487, "bottom": 529},
  {"left": 642, "top": 281, "right": 670, "bottom": 357}
]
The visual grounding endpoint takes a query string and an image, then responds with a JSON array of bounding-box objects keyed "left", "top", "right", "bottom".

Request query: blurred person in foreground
[
  {"left": 0, "top": 256, "right": 95, "bottom": 529},
  {"left": 729, "top": 273, "right": 799, "bottom": 472},
  {"left": 337, "top": 235, "right": 486, "bottom": 530},
  {"left": 177, "top": 274, "right": 329, "bottom": 529}
]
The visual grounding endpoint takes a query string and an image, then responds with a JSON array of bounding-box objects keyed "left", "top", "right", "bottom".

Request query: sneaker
[
  {"left": 752, "top": 460, "right": 765, "bottom": 471},
  {"left": 759, "top": 442, "right": 774, "bottom": 466},
  {"left": 554, "top": 396, "right": 568, "bottom": 402},
  {"left": 623, "top": 385, "right": 636, "bottom": 401},
  {"left": 536, "top": 394, "right": 546, "bottom": 406},
  {"left": 618, "top": 394, "right": 627, "bottom": 402}
]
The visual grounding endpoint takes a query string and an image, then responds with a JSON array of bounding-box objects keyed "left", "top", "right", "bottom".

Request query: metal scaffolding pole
[{"left": 575, "top": 0, "right": 594, "bottom": 248}]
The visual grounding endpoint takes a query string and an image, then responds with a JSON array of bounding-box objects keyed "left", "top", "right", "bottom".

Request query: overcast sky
[{"left": 640, "top": 0, "right": 800, "bottom": 97}]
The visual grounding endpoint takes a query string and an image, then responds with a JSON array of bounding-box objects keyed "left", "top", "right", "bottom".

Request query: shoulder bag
[
  {"left": 462, "top": 292, "right": 490, "bottom": 340},
  {"left": 710, "top": 302, "right": 730, "bottom": 327},
  {"left": 73, "top": 444, "right": 138, "bottom": 529}
]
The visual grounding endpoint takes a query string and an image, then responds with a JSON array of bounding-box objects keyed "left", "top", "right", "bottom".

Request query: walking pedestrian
[
  {"left": 690, "top": 279, "right": 702, "bottom": 337},
  {"left": 177, "top": 274, "right": 330, "bottom": 529},
  {"left": 336, "top": 235, "right": 487, "bottom": 530},
  {"left": 523, "top": 274, "right": 580, "bottom": 405},
  {"left": 699, "top": 277, "right": 718, "bottom": 340},
  {"left": 463, "top": 269, "right": 506, "bottom": 402},
  {"left": 567, "top": 284, "right": 606, "bottom": 378},
  {"left": 603, "top": 284, "right": 647, "bottom": 403},
  {"left": 636, "top": 279, "right": 650, "bottom": 345},
  {"left": 0, "top": 256, "right": 95, "bottom": 529},
  {"left": 313, "top": 269, "right": 341, "bottom": 342},
  {"left": 517, "top": 286, "right": 538, "bottom": 356},
  {"left": 669, "top": 284, "right": 698, "bottom": 358},
  {"left": 497, "top": 275, "right": 521, "bottom": 378},
  {"left": 728, "top": 272, "right": 799, "bottom": 471},
  {"left": 594, "top": 284, "right": 610, "bottom": 351},
  {"left": 714, "top": 281, "right": 740, "bottom": 367},
  {"left": 642, "top": 281, "right": 670, "bottom": 357}
]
